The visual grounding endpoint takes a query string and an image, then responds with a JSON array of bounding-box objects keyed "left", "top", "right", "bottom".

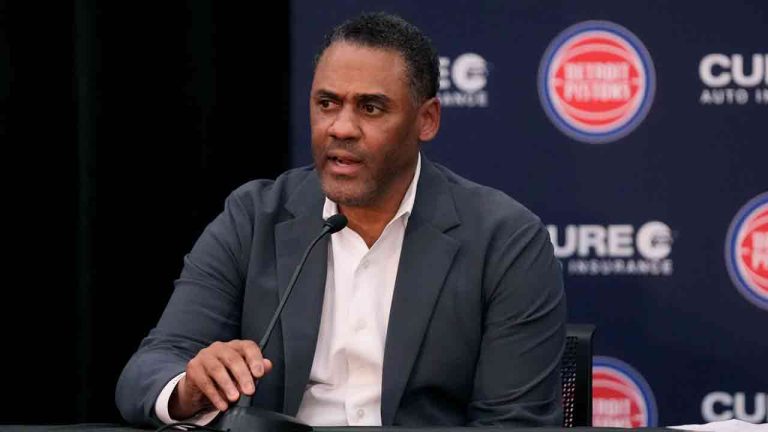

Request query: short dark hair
[{"left": 314, "top": 12, "right": 439, "bottom": 103}]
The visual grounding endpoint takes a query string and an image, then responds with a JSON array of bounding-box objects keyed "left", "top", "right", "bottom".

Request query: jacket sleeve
[
  {"left": 468, "top": 221, "right": 567, "bottom": 427},
  {"left": 115, "top": 189, "right": 254, "bottom": 426}
]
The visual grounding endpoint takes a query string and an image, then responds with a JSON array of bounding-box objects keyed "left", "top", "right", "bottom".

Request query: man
[{"left": 116, "top": 12, "right": 566, "bottom": 427}]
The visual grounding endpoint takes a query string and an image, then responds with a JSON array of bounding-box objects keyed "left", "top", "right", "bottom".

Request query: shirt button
[
  {"left": 360, "top": 259, "right": 369, "bottom": 269},
  {"left": 356, "top": 408, "right": 365, "bottom": 418},
  {"left": 355, "top": 320, "right": 366, "bottom": 332}
]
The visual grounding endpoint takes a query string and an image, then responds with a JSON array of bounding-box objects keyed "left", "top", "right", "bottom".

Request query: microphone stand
[{"left": 213, "top": 215, "right": 347, "bottom": 432}]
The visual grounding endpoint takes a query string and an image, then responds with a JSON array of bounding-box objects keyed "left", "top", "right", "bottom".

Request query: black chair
[{"left": 561, "top": 324, "right": 596, "bottom": 427}]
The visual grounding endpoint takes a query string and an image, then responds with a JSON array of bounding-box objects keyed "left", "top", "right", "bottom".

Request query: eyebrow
[
  {"left": 357, "top": 94, "right": 391, "bottom": 107},
  {"left": 314, "top": 90, "right": 342, "bottom": 102},
  {"left": 314, "top": 89, "right": 392, "bottom": 107}
]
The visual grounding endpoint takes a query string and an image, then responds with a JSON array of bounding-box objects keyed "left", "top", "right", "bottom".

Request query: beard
[
  {"left": 313, "top": 140, "right": 412, "bottom": 208},
  {"left": 321, "top": 173, "right": 381, "bottom": 207}
]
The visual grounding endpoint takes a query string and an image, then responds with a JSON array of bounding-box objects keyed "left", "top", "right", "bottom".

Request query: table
[{"left": 0, "top": 425, "right": 681, "bottom": 432}]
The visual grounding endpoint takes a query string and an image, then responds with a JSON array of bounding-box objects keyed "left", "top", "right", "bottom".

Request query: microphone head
[{"left": 324, "top": 214, "right": 348, "bottom": 234}]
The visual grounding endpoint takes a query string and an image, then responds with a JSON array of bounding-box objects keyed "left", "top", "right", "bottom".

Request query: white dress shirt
[
  {"left": 295, "top": 154, "right": 420, "bottom": 425},
  {"left": 155, "top": 155, "right": 421, "bottom": 426}
]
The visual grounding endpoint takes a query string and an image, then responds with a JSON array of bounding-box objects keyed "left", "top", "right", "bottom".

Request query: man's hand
[{"left": 169, "top": 340, "right": 273, "bottom": 419}]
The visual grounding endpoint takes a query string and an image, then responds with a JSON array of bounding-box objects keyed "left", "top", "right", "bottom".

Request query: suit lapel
[
  {"left": 271, "top": 159, "right": 461, "bottom": 421},
  {"left": 381, "top": 158, "right": 461, "bottom": 425},
  {"left": 274, "top": 173, "right": 327, "bottom": 416}
]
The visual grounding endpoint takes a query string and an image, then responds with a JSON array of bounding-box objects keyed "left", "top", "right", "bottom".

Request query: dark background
[{"left": 2, "top": 1, "right": 291, "bottom": 424}]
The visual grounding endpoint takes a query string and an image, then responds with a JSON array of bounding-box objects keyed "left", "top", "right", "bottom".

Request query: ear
[{"left": 417, "top": 97, "right": 441, "bottom": 142}]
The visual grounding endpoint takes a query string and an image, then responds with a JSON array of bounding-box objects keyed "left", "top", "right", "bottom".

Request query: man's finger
[
  {"left": 218, "top": 348, "right": 256, "bottom": 395},
  {"left": 204, "top": 360, "right": 240, "bottom": 403},
  {"left": 233, "top": 340, "right": 266, "bottom": 378},
  {"left": 191, "top": 368, "right": 230, "bottom": 412}
]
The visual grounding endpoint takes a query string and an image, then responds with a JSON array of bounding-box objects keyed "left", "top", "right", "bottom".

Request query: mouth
[{"left": 326, "top": 152, "right": 363, "bottom": 175}]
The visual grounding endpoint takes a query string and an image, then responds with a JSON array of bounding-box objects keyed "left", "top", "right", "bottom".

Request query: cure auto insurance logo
[
  {"left": 538, "top": 21, "right": 656, "bottom": 144},
  {"left": 725, "top": 192, "right": 768, "bottom": 311},
  {"left": 593, "top": 356, "right": 658, "bottom": 427}
]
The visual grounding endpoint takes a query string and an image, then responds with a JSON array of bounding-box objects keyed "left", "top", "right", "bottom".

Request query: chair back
[{"left": 561, "top": 324, "right": 596, "bottom": 427}]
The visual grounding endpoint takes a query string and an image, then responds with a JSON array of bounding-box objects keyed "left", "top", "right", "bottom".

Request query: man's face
[{"left": 310, "top": 42, "right": 437, "bottom": 208}]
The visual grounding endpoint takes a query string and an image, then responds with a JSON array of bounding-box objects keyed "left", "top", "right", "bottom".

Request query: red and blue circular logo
[
  {"left": 538, "top": 21, "right": 656, "bottom": 144},
  {"left": 592, "top": 356, "right": 658, "bottom": 427},
  {"left": 725, "top": 192, "right": 768, "bottom": 311}
]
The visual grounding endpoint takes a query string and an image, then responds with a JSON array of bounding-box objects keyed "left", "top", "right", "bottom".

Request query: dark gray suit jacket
[{"left": 115, "top": 156, "right": 566, "bottom": 427}]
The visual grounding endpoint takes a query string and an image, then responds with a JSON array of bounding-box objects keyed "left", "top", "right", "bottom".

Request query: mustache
[{"left": 324, "top": 140, "right": 366, "bottom": 158}]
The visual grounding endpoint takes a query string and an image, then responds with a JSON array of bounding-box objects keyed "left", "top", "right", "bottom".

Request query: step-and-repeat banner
[{"left": 289, "top": 1, "right": 767, "bottom": 427}]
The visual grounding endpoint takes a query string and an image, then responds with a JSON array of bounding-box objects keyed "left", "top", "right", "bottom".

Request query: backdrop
[{"left": 289, "top": 1, "right": 768, "bottom": 427}]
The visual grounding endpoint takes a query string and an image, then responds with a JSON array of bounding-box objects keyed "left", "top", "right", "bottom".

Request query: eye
[
  {"left": 318, "top": 99, "right": 333, "bottom": 109},
  {"left": 362, "top": 104, "right": 381, "bottom": 114}
]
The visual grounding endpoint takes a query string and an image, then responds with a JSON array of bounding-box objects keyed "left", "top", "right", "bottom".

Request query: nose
[{"left": 328, "top": 106, "right": 361, "bottom": 140}]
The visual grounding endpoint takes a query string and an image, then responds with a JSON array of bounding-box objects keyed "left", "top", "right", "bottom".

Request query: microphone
[
  {"left": 258, "top": 213, "right": 347, "bottom": 349},
  {"left": 323, "top": 213, "right": 349, "bottom": 234},
  {"left": 213, "top": 214, "right": 348, "bottom": 432}
]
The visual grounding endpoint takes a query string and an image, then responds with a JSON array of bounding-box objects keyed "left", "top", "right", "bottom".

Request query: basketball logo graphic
[
  {"left": 593, "top": 356, "right": 658, "bottom": 427},
  {"left": 725, "top": 192, "right": 768, "bottom": 311},
  {"left": 538, "top": 21, "right": 656, "bottom": 144}
]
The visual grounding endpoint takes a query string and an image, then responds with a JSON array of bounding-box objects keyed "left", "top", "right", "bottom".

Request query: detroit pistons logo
[
  {"left": 538, "top": 21, "right": 656, "bottom": 144},
  {"left": 593, "top": 356, "right": 658, "bottom": 427},
  {"left": 725, "top": 192, "right": 768, "bottom": 311}
]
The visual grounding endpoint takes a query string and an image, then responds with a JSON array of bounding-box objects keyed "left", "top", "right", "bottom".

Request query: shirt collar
[{"left": 322, "top": 152, "right": 421, "bottom": 224}]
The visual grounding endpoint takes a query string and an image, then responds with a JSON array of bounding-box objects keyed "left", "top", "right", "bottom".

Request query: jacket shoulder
[
  {"left": 226, "top": 165, "right": 316, "bottom": 216},
  {"left": 433, "top": 163, "right": 542, "bottom": 230}
]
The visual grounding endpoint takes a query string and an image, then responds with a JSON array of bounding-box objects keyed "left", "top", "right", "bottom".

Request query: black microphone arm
[
  {"left": 214, "top": 214, "right": 347, "bottom": 432},
  {"left": 258, "top": 213, "right": 348, "bottom": 349}
]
